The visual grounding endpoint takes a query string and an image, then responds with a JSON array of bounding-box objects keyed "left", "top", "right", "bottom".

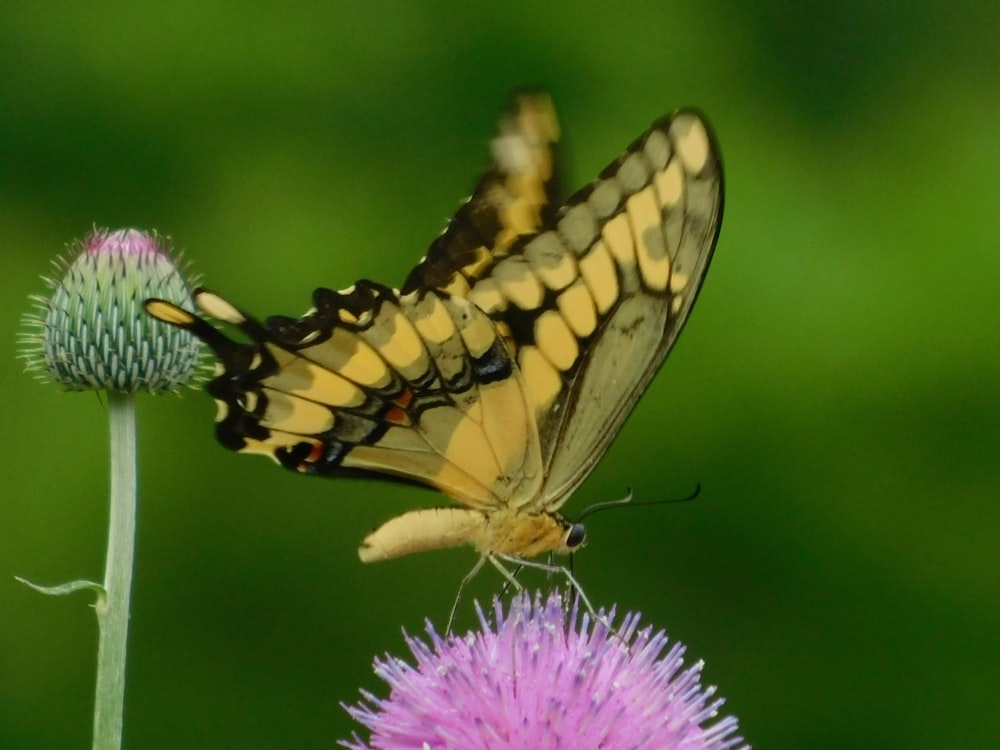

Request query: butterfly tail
[{"left": 144, "top": 290, "right": 267, "bottom": 367}]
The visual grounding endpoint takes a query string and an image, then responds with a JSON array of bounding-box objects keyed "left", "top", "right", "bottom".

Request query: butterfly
[{"left": 146, "top": 92, "right": 723, "bottom": 582}]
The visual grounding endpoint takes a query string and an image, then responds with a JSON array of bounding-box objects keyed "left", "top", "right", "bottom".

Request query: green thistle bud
[{"left": 20, "top": 228, "right": 202, "bottom": 393}]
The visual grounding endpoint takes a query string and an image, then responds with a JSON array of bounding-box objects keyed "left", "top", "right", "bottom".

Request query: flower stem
[{"left": 92, "top": 392, "right": 137, "bottom": 750}]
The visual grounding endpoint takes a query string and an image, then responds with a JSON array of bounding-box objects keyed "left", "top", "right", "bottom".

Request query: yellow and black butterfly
[{"left": 146, "top": 93, "right": 723, "bottom": 582}]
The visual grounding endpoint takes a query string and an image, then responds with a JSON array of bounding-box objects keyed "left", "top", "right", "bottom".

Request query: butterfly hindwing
[{"left": 148, "top": 284, "right": 544, "bottom": 509}]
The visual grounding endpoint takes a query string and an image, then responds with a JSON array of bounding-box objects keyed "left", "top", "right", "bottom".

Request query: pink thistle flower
[{"left": 343, "top": 591, "right": 749, "bottom": 750}]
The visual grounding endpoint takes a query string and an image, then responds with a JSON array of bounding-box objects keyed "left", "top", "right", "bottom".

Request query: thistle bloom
[
  {"left": 20, "top": 227, "right": 200, "bottom": 393},
  {"left": 344, "top": 591, "right": 749, "bottom": 750}
]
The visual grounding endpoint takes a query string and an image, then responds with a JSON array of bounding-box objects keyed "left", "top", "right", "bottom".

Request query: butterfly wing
[
  {"left": 145, "top": 283, "right": 543, "bottom": 510},
  {"left": 402, "top": 91, "right": 561, "bottom": 297},
  {"left": 145, "top": 99, "right": 722, "bottom": 526},
  {"left": 145, "top": 93, "right": 563, "bottom": 511},
  {"left": 452, "top": 111, "right": 724, "bottom": 507}
]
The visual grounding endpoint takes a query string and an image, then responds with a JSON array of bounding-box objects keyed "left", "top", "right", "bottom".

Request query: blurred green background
[{"left": 3, "top": 2, "right": 998, "bottom": 748}]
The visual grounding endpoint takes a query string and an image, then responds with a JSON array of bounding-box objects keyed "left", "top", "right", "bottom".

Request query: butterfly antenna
[{"left": 574, "top": 484, "right": 701, "bottom": 523}]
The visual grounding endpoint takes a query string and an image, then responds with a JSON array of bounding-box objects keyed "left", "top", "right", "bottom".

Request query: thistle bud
[{"left": 20, "top": 228, "right": 201, "bottom": 393}]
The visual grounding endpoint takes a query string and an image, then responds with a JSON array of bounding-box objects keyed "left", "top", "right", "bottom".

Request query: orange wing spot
[
  {"left": 385, "top": 388, "right": 415, "bottom": 425},
  {"left": 385, "top": 406, "right": 411, "bottom": 425},
  {"left": 302, "top": 440, "right": 325, "bottom": 466}
]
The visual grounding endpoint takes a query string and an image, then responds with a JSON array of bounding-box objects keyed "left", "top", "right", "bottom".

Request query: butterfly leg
[
  {"left": 485, "top": 554, "right": 527, "bottom": 593},
  {"left": 493, "top": 552, "right": 607, "bottom": 631},
  {"left": 446, "top": 555, "right": 487, "bottom": 635},
  {"left": 497, "top": 561, "right": 525, "bottom": 600}
]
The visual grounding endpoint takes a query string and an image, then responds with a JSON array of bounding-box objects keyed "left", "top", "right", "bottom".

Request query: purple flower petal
[{"left": 343, "top": 590, "right": 749, "bottom": 750}]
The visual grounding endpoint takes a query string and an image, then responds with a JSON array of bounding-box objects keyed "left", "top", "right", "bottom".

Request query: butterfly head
[{"left": 485, "top": 509, "right": 587, "bottom": 558}]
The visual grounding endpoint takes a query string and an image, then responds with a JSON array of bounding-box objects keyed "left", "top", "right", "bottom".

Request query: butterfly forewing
[{"left": 450, "top": 111, "right": 722, "bottom": 506}]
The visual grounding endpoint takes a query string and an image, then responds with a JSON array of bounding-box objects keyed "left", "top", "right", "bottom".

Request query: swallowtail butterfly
[{"left": 146, "top": 93, "right": 723, "bottom": 573}]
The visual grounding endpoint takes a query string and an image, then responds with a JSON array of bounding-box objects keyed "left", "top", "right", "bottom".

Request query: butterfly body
[
  {"left": 358, "top": 507, "right": 575, "bottom": 563},
  {"left": 146, "top": 92, "right": 723, "bottom": 565}
]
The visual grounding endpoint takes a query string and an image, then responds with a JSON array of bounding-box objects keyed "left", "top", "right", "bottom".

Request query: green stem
[{"left": 92, "top": 392, "right": 137, "bottom": 750}]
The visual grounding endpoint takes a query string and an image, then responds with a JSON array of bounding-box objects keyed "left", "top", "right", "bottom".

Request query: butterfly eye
[{"left": 565, "top": 522, "right": 587, "bottom": 549}]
